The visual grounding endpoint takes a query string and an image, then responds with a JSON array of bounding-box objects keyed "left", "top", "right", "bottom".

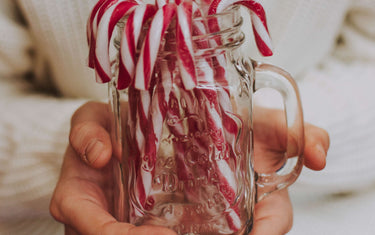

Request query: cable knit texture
[{"left": 0, "top": 0, "right": 374, "bottom": 234}]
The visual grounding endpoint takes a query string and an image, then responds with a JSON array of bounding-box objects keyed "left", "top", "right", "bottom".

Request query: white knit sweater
[{"left": 0, "top": 0, "right": 374, "bottom": 234}]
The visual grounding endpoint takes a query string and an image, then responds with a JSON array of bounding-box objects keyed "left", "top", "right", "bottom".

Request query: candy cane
[
  {"left": 208, "top": 0, "right": 273, "bottom": 56},
  {"left": 156, "top": 0, "right": 168, "bottom": 8},
  {"left": 176, "top": 0, "right": 197, "bottom": 90},
  {"left": 189, "top": 7, "right": 244, "bottom": 228},
  {"left": 128, "top": 5, "right": 176, "bottom": 211},
  {"left": 133, "top": 89, "right": 152, "bottom": 210},
  {"left": 134, "top": 3, "right": 176, "bottom": 90},
  {"left": 120, "top": 2, "right": 153, "bottom": 155},
  {"left": 94, "top": 0, "right": 137, "bottom": 83},
  {"left": 196, "top": 60, "right": 241, "bottom": 231},
  {"left": 118, "top": 4, "right": 157, "bottom": 89},
  {"left": 87, "top": 0, "right": 118, "bottom": 68},
  {"left": 191, "top": 4, "right": 240, "bottom": 156},
  {"left": 167, "top": 76, "right": 209, "bottom": 198},
  {"left": 191, "top": 57, "right": 241, "bottom": 231},
  {"left": 192, "top": 1, "right": 241, "bottom": 161},
  {"left": 241, "top": 0, "right": 273, "bottom": 56}
]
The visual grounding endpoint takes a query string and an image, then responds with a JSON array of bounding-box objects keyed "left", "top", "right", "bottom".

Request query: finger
[
  {"left": 251, "top": 189, "right": 293, "bottom": 235},
  {"left": 303, "top": 123, "right": 330, "bottom": 171},
  {"left": 69, "top": 102, "right": 112, "bottom": 168}
]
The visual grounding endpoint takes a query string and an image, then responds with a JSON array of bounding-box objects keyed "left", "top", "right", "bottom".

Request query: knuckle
[
  {"left": 321, "top": 128, "right": 330, "bottom": 148},
  {"left": 69, "top": 122, "right": 91, "bottom": 156},
  {"left": 49, "top": 193, "right": 65, "bottom": 223},
  {"left": 100, "top": 220, "right": 121, "bottom": 234},
  {"left": 57, "top": 193, "right": 79, "bottom": 223},
  {"left": 314, "top": 126, "right": 330, "bottom": 149},
  {"left": 49, "top": 198, "right": 60, "bottom": 221},
  {"left": 306, "top": 124, "right": 330, "bottom": 148}
]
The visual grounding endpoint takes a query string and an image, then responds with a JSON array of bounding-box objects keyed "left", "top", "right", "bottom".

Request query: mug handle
[{"left": 242, "top": 59, "right": 305, "bottom": 201}]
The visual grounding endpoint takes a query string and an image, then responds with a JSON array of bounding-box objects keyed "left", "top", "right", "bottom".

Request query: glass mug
[{"left": 108, "top": 5, "right": 304, "bottom": 235}]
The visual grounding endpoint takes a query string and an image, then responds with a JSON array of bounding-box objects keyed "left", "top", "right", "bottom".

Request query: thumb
[
  {"left": 69, "top": 102, "right": 112, "bottom": 168},
  {"left": 69, "top": 121, "right": 112, "bottom": 168}
]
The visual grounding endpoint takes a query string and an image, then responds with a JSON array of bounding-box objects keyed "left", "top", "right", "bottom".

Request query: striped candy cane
[
  {"left": 190, "top": 5, "right": 244, "bottom": 227},
  {"left": 118, "top": 4, "right": 157, "bottom": 89},
  {"left": 193, "top": 58, "right": 242, "bottom": 231},
  {"left": 94, "top": 0, "right": 138, "bottom": 83},
  {"left": 87, "top": 0, "right": 118, "bottom": 68},
  {"left": 134, "top": 3, "right": 176, "bottom": 90},
  {"left": 127, "top": 4, "right": 175, "bottom": 211},
  {"left": 176, "top": 0, "right": 197, "bottom": 90},
  {"left": 208, "top": 0, "right": 273, "bottom": 56}
]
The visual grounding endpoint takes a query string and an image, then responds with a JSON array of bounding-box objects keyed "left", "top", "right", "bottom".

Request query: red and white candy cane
[
  {"left": 167, "top": 75, "right": 210, "bottom": 199},
  {"left": 118, "top": 4, "right": 157, "bottom": 89},
  {"left": 120, "top": 3, "right": 159, "bottom": 212},
  {"left": 200, "top": 92, "right": 241, "bottom": 231},
  {"left": 87, "top": 0, "right": 118, "bottom": 68},
  {"left": 190, "top": 7, "right": 243, "bottom": 227},
  {"left": 130, "top": 4, "right": 176, "bottom": 211},
  {"left": 191, "top": 3, "right": 240, "bottom": 159},
  {"left": 133, "top": 89, "right": 153, "bottom": 210},
  {"left": 94, "top": 0, "right": 137, "bottom": 83},
  {"left": 208, "top": 0, "right": 273, "bottom": 56},
  {"left": 196, "top": 52, "right": 242, "bottom": 232},
  {"left": 156, "top": 0, "right": 168, "bottom": 8},
  {"left": 134, "top": 3, "right": 176, "bottom": 90},
  {"left": 176, "top": 0, "right": 197, "bottom": 90},
  {"left": 192, "top": 58, "right": 241, "bottom": 231},
  {"left": 133, "top": 64, "right": 172, "bottom": 211},
  {"left": 192, "top": 0, "right": 241, "bottom": 161}
]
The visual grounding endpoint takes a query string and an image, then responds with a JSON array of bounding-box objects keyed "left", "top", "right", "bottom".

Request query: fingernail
[
  {"left": 316, "top": 144, "right": 326, "bottom": 157},
  {"left": 86, "top": 140, "right": 104, "bottom": 164}
]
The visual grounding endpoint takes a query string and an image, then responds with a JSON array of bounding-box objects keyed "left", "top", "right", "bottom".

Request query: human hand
[
  {"left": 49, "top": 102, "right": 177, "bottom": 235},
  {"left": 50, "top": 102, "right": 329, "bottom": 235}
]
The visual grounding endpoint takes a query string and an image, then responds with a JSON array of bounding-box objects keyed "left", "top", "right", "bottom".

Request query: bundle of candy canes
[{"left": 87, "top": 0, "right": 272, "bottom": 232}]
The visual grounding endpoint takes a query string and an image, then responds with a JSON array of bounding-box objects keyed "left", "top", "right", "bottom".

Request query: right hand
[{"left": 50, "top": 101, "right": 177, "bottom": 235}]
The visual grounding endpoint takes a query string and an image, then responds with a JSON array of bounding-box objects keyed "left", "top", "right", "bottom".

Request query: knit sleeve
[
  {"left": 334, "top": 0, "right": 375, "bottom": 62},
  {"left": 292, "top": 0, "right": 375, "bottom": 194},
  {"left": 0, "top": 78, "right": 86, "bottom": 224},
  {"left": 292, "top": 59, "right": 375, "bottom": 194},
  {"left": 0, "top": 1, "right": 85, "bottom": 233},
  {"left": 0, "top": 0, "right": 33, "bottom": 78}
]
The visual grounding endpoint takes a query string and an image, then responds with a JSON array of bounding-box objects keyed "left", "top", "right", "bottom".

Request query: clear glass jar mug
[{"left": 108, "top": 5, "right": 304, "bottom": 235}]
